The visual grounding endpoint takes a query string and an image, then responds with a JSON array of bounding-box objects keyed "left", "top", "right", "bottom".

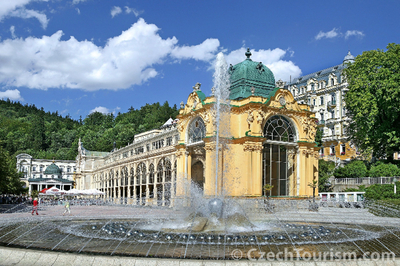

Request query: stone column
[
  {"left": 133, "top": 163, "right": 137, "bottom": 205},
  {"left": 127, "top": 165, "right": 131, "bottom": 204}
]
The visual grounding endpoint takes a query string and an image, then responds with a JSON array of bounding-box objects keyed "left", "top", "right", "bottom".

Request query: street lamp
[{"left": 394, "top": 177, "right": 398, "bottom": 194}]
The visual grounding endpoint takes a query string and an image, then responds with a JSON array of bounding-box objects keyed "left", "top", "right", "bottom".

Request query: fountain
[{"left": 1, "top": 53, "right": 400, "bottom": 264}]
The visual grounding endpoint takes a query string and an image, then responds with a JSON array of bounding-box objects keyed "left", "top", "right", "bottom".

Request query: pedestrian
[
  {"left": 32, "top": 197, "right": 39, "bottom": 215},
  {"left": 63, "top": 200, "right": 71, "bottom": 216}
]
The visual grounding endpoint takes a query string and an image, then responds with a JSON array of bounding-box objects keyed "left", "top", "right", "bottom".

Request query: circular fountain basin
[{"left": 0, "top": 217, "right": 397, "bottom": 260}]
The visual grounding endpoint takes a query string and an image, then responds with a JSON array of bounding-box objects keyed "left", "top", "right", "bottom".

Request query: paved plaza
[{"left": 1, "top": 204, "right": 400, "bottom": 265}]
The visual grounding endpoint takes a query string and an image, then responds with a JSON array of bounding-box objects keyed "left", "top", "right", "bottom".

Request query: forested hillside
[{"left": 0, "top": 99, "right": 179, "bottom": 161}]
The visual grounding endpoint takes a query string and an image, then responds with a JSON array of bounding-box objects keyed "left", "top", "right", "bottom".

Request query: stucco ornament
[
  {"left": 302, "top": 117, "right": 317, "bottom": 141},
  {"left": 203, "top": 112, "right": 210, "bottom": 124},
  {"left": 279, "top": 97, "right": 286, "bottom": 106},
  {"left": 193, "top": 82, "right": 201, "bottom": 92},
  {"left": 247, "top": 111, "right": 254, "bottom": 130}
]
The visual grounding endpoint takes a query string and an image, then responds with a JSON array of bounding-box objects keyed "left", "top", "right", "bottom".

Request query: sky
[{"left": 0, "top": 0, "right": 399, "bottom": 120}]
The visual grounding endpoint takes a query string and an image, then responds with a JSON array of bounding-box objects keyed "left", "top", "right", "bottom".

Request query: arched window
[
  {"left": 188, "top": 117, "right": 206, "bottom": 143},
  {"left": 165, "top": 159, "right": 172, "bottom": 182},
  {"left": 123, "top": 167, "right": 128, "bottom": 186},
  {"left": 136, "top": 163, "right": 146, "bottom": 184},
  {"left": 263, "top": 115, "right": 296, "bottom": 142},
  {"left": 149, "top": 164, "right": 155, "bottom": 184},
  {"left": 130, "top": 167, "right": 134, "bottom": 185}
]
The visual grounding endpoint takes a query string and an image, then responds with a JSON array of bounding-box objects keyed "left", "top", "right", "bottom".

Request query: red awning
[{"left": 40, "top": 188, "right": 49, "bottom": 193}]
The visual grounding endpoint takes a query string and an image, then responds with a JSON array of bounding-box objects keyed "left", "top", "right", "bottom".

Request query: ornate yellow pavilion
[{"left": 175, "top": 50, "right": 319, "bottom": 198}]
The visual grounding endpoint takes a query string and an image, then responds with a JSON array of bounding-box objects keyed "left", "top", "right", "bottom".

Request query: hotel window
[
  {"left": 311, "top": 83, "right": 315, "bottom": 91},
  {"left": 330, "top": 146, "right": 335, "bottom": 155},
  {"left": 313, "top": 99, "right": 316, "bottom": 106},
  {"left": 331, "top": 78, "right": 334, "bottom": 86},
  {"left": 166, "top": 137, "right": 172, "bottom": 146},
  {"left": 67, "top": 167, "right": 71, "bottom": 172},
  {"left": 33, "top": 166, "right": 36, "bottom": 171},
  {"left": 341, "top": 144, "right": 346, "bottom": 155},
  {"left": 40, "top": 166, "right": 43, "bottom": 172},
  {"left": 320, "top": 96, "right": 324, "bottom": 105}
]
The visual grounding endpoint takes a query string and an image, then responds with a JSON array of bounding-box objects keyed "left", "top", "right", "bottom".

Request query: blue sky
[{"left": 0, "top": 0, "right": 399, "bottom": 120}]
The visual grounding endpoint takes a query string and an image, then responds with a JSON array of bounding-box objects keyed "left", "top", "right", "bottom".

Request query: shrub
[
  {"left": 364, "top": 183, "right": 400, "bottom": 200},
  {"left": 333, "top": 160, "right": 368, "bottom": 178},
  {"left": 369, "top": 163, "right": 400, "bottom": 177}
]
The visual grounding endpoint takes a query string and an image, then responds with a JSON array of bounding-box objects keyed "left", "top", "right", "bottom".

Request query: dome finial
[{"left": 245, "top": 48, "right": 252, "bottom": 59}]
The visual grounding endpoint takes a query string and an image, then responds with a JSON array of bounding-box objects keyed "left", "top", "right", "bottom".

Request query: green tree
[
  {"left": 343, "top": 43, "right": 400, "bottom": 159},
  {"left": 0, "top": 145, "right": 26, "bottom": 194},
  {"left": 333, "top": 160, "right": 368, "bottom": 178},
  {"left": 318, "top": 159, "right": 334, "bottom": 191},
  {"left": 369, "top": 162, "right": 400, "bottom": 177}
]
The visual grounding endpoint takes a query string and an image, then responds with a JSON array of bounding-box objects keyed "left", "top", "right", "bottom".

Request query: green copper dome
[
  {"left": 44, "top": 163, "right": 62, "bottom": 176},
  {"left": 229, "top": 48, "right": 276, "bottom": 100}
]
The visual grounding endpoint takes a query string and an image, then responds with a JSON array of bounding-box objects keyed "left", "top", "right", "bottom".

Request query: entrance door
[
  {"left": 191, "top": 161, "right": 204, "bottom": 190},
  {"left": 262, "top": 115, "right": 297, "bottom": 197},
  {"left": 263, "top": 144, "right": 290, "bottom": 196}
]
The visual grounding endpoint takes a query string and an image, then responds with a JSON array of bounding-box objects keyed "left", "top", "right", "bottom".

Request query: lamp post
[{"left": 394, "top": 177, "right": 398, "bottom": 194}]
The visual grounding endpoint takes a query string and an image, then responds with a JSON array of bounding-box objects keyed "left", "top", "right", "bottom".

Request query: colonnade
[{"left": 93, "top": 155, "right": 177, "bottom": 206}]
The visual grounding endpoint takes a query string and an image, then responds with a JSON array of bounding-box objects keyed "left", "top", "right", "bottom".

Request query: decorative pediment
[
  {"left": 179, "top": 90, "right": 206, "bottom": 116},
  {"left": 265, "top": 88, "right": 303, "bottom": 112}
]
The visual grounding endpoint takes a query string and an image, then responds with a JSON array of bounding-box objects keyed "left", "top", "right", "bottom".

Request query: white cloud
[
  {"left": 111, "top": 6, "right": 122, "bottom": 18},
  {"left": 0, "top": 18, "right": 220, "bottom": 91},
  {"left": 9, "top": 8, "right": 49, "bottom": 29},
  {"left": 315, "top": 28, "right": 341, "bottom": 40},
  {"left": 124, "top": 6, "right": 142, "bottom": 17},
  {"left": 0, "top": 0, "right": 49, "bottom": 29},
  {"left": 345, "top": 30, "right": 365, "bottom": 39},
  {"left": 171, "top": 39, "right": 220, "bottom": 61},
  {"left": 10, "top": 26, "right": 16, "bottom": 38},
  {"left": 0, "top": 89, "right": 24, "bottom": 101},
  {"left": 90, "top": 106, "right": 110, "bottom": 114},
  {"left": 224, "top": 47, "right": 302, "bottom": 82},
  {"left": 72, "top": 0, "right": 87, "bottom": 4},
  {"left": 0, "top": 0, "right": 31, "bottom": 19},
  {"left": 76, "top": 8, "right": 80, "bottom": 15}
]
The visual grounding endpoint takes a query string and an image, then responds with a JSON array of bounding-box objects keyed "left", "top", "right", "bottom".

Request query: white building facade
[
  {"left": 75, "top": 119, "right": 180, "bottom": 206},
  {"left": 16, "top": 153, "right": 76, "bottom": 194},
  {"left": 287, "top": 51, "right": 358, "bottom": 162}
]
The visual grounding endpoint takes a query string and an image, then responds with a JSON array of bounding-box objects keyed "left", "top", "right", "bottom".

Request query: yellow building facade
[{"left": 175, "top": 86, "right": 319, "bottom": 199}]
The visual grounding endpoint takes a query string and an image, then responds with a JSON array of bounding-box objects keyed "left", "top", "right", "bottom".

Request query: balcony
[
  {"left": 317, "top": 120, "right": 325, "bottom": 127},
  {"left": 327, "top": 100, "right": 337, "bottom": 109}
]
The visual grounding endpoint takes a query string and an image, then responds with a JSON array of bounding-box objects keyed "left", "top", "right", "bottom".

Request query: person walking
[
  {"left": 31, "top": 198, "right": 39, "bottom": 215},
  {"left": 63, "top": 200, "right": 71, "bottom": 216}
]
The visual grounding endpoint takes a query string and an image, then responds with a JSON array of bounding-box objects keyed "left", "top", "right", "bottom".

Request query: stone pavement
[
  {"left": 2, "top": 204, "right": 400, "bottom": 265},
  {"left": 1, "top": 246, "right": 400, "bottom": 266}
]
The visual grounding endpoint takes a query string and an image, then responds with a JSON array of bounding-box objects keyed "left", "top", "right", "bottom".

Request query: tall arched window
[
  {"left": 136, "top": 163, "right": 146, "bottom": 185},
  {"left": 123, "top": 167, "right": 128, "bottom": 186},
  {"left": 263, "top": 115, "right": 297, "bottom": 197},
  {"left": 263, "top": 115, "right": 296, "bottom": 142},
  {"left": 149, "top": 164, "right": 155, "bottom": 184},
  {"left": 188, "top": 117, "right": 206, "bottom": 143},
  {"left": 130, "top": 167, "right": 134, "bottom": 185}
]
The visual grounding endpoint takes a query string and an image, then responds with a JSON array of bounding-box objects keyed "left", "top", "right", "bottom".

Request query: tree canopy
[
  {"left": 343, "top": 43, "right": 400, "bottom": 159},
  {"left": 0, "top": 99, "right": 179, "bottom": 161}
]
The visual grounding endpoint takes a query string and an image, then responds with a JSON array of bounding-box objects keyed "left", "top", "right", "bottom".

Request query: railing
[
  {"left": 334, "top": 177, "right": 399, "bottom": 185},
  {"left": 327, "top": 100, "right": 337, "bottom": 109}
]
